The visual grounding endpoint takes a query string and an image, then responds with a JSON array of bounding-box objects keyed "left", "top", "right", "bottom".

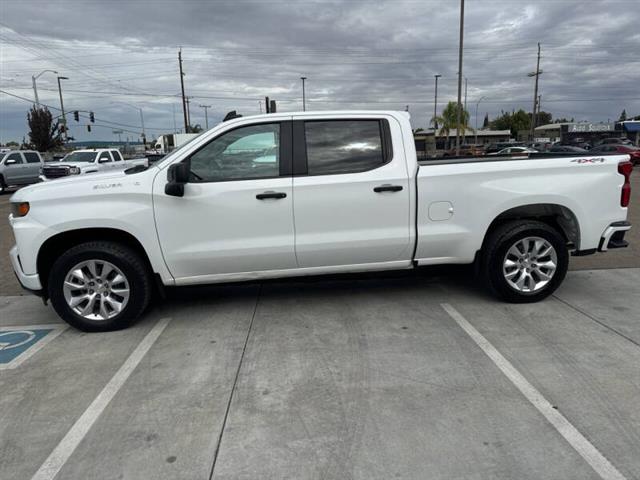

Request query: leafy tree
[
  {"left": 5, "top": 141, "right": 19, "bottom": 148},
  {"left": 554, "top": 117, "right": 574, "bottom": 124},
  {"left": 27, "top": 106, "right": 63, "bottom": 152},
  {"left": 489, "top": 109, "right": 531, "bottom": 137},
  {"left": 188, "top": 124, "right": 204, "bottom": 133},
  {"left": 533, "top": 111, "right": 553, "bottom": 126},
  {"left": 619, "top": 109, "right": 627, "bottom": 122},
  {"left": 430, "top": 101, "right": 472, "bottom": 148},
  {"left": 482, "top": 113, "right": 489, "bottom": 129}
]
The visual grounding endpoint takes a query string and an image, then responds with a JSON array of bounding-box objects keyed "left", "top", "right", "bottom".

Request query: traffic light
[
  {"left": 89, "top": 111, "right": 95, "bottom": 123},
  {"left": 73, "top": 111, "right": 79, "bottom": 122},
  {"left": 87, "top": 125, "right": 91, "bottom": 132}
]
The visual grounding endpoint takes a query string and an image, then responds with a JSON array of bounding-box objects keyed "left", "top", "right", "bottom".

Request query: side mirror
[
  {"left": 165, "top": 162, "right": 190, "bottom": 197},
  {"left": 5, "top": 159, "right": 18, "bottom": 165}
]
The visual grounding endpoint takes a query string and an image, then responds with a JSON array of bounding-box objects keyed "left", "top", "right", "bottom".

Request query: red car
[{"left": 590, "top": 144, "right": 640, "bottom": 165}]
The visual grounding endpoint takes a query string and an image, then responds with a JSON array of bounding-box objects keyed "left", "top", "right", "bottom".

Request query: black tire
[
  {"left": 48, "top": 241, "right": 152, "bottom": 331},
  {"left": 0, "top": 175, "right": 7, "bottom": 194},
  {"left": 480, "top": 220, "right": 569, "bottom": 303}
]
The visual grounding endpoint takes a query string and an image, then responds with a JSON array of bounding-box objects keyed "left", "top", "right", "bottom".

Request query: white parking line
[
  {"left": 30, "top": 317, "right": 171, "bottom": 480},
  {"left": 440, "top": 303, "right": 627, "bottom": 480}
]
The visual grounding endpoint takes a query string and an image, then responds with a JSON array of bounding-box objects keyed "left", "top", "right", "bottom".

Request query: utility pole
[
  {"left": 528, "top": 43, "right": 542, "bottom": 141},
  {"left": 185, "top": 97, "right": 191, "bottom": 128},
  {"left": 178, "top": 48, "right": 189, "bottom": 133},
  {"left": 475, "top": 96, "right": 486, "bottom": 145},
  {"left": 199, "top": 104, "right": 212, "bottom": 129},
  {"left": 57, "top": 76, "right": 69, "bottom": 141},
  {"left": 537, "top": 94, "right": 542, "bottom": 128},
  {"left": 433, "top": 74, "right": 441, "bottom": 130},
  {"left": 455, "top": 0, "right": 465, "bottom": 156},
  {"left": 463, "top": 77, "right": 468, "bottom": 143},
  {"left": 300, "top": 76, "right": 307, "bottom": 111}
]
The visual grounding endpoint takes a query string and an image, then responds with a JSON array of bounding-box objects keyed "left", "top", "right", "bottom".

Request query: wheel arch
[
  {"left": 482, "top": 203, "right": 581, "bottom": 251},
  {"left": 37, "top": 228, "right": 156, "bottom": 293}
]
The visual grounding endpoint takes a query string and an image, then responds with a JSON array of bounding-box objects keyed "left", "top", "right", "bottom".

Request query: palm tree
[{"left": 430, "top": 101, "right": 473, "bottom": 148}]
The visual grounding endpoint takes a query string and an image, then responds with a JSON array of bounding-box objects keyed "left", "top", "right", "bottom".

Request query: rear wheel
[
  {"left": 48, "top": 241, "right": 152, "bottom": 331},
  {"left": 481, "top": 220, "right": 569, "bottom": 303},
  {"left": 0, "top": 175, "right": 7, "bottom": 194}
]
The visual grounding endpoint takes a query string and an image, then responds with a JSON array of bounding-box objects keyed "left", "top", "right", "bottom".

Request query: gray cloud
[{"left": 1, "top": 0, "right": 638, "bottom": 143}]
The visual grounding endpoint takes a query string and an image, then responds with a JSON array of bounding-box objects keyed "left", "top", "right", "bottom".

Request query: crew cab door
[
  {"left": 22, "top": 152, "right": 42, "bottom": 182},
  {"left": 291, "top": 116, "right": 412, "bottom": 268},
  {"left": 2, "top": 152, "right": 26, "bottom": 184},
  {"left": 153, "top": 120, "right": 296, "bottom": 281}
]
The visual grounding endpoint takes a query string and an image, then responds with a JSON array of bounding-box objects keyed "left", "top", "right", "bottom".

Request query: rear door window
[
  {"left": 111, "top": 150, "right": 123, "bottom": 161},
  {"left": 304, "top": 120, "right": 386, "bottom": 175},
  {"left": 24, "top": 152, "right": 41, "bottom": 163}
]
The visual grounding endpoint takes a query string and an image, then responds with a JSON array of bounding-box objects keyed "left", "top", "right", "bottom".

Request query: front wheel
[
  {"left": 481, "top": 220, "right": 569, "bottom": 303},
  {"left": 48, "top": 241, "right": 152, "bottom": 331}
]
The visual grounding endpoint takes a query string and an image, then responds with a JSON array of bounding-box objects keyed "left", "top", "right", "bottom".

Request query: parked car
[
  {"left": 485, "top": 142, "right": 525, "bottom": 154},
  {"left": 595, "top": 137, "right": 633, "bottom": 147},
  {"left": 8, "top": 111, "right": 632, "bottom": 331},
  {"left": 491, "top": 147, "right": 538, "bottom": 155},
  {"left": 442, "top": 144, "right": 485, "bottom": 157},
  {"left": 548, "top": 145, "right": 589, "bottom": 154},
  {"left": 528, "top": 142, "right": 551, "bottom": 152},
  {"left": 0, "top": 150, "right": 44, "bottom": 194},
  {"left": 590, "top": 144, "right": 640, "bottom": 165},
  {"left": 40, "top": 149, "right": 147, "bottom": 181}
]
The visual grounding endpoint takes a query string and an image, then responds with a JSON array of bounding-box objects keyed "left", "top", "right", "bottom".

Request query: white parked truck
[
  {"left": 152, "top": 133, "right": 200, "bottom": 154},
  {"left": 8, "top": 111, "right": 633, "bottom": 331},
  {"left": 40, "top": 149, "right": 147, "bottom": 181}
]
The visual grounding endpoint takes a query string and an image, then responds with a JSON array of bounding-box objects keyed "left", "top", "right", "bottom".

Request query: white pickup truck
[
  {"left": 40, "top": 148, "right": 147, "bottom": 181},
  {"left": 8, "top": 111, "right": 633, "bottom": 331}
]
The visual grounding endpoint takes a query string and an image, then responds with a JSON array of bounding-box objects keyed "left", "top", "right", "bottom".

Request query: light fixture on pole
[
  {"left": 57, "top": 76, "right": 69, "bottom": 141},
  {"left": 32, "top": 70, "right": 58, "bottom": 106},
  {"left": 474, "top": 96, "right": 486, "bottom": 145},
  {"left": 433, "top": 74, "right": 441, "bottom": 130},
  {"left": 111, "top": 101, "right": 146, "bottom": 143},
  {"left": 300, "top": 76, "right": 307, "bottom": 111}
]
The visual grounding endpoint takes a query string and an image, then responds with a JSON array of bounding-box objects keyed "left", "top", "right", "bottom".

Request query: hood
[{"left": 11, "top": 167, "right": 157, "bottom": 203}]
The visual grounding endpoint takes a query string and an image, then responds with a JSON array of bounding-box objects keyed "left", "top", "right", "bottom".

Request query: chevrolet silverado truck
[
  {"left": 8, "top": 111, "right": 633, "bottom": 331},
  {"left": 40, "top": 148, "right": 147, "bottom": 181}
]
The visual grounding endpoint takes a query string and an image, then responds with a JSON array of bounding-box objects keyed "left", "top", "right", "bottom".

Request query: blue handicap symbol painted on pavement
[{"left": 0, "top": 329, "right": 54, "bottom": 365}]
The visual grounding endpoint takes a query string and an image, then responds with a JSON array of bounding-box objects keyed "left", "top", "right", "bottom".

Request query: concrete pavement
[{"left": 1, "top": 269, "right": 639, "bottom": 480}]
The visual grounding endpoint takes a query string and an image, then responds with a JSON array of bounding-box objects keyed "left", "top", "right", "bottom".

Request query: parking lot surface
[{"left": 1, "top": 267, "right": 639, "bottom": 480}]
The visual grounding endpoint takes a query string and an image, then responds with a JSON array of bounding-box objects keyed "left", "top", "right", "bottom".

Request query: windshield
[
  {"left": 63, "top": 151, "right": 97, "bottom": 163},
  {"left": 156, "top": 133, "right": 204, "bottom": 167}
]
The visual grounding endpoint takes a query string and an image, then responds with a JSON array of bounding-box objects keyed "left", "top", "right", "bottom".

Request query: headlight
[
  {"left": 69, "top": 166, "right": 80, "bottom": 174},
  {"left": 11, "top": 202, "right": 30, "bottom": 218}
]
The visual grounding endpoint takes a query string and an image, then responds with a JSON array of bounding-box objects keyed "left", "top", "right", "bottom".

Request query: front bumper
[
  {"left": 9, "top": 245, "right": 43, "bottom": 292},
  {"left": 598, "top": 221, "right": 631, "bottom": 252}
]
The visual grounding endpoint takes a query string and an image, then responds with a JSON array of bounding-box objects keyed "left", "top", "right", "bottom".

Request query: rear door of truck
[{"left": 291, "top": 114, "right": 413, "bottom": 268}]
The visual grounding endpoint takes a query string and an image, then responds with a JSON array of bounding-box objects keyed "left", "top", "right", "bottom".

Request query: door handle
[
  {"left": 256, "top": 191, "right": 287, "bottom": 200},
  {"left": 374, "top": 184, "right": 403, "bottom": 193}
]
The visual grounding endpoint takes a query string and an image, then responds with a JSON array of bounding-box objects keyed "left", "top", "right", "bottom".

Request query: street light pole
[
  {"left": 300, "top": 76, "right": 307, "bottom": 111},
  {"left": 455, "top": 0, "right": 465, "bottom": 156},
  {"left": 475, "top": 96, "right": 486, "bottom": 145},
  {"left": 199, "top": 104, "right": 212, "bottom": 129},
  {"left": 57, "top": 76, "right": 69, "bottom": 141},
  {"left": 433, "top": 74, "right": 441, "bottom": 130},
  {"left": 32, "top": 70, "right": 58, "bottom": 106},
  {"left": 111, "top": 101, "right": 146, "bottom": 143}
]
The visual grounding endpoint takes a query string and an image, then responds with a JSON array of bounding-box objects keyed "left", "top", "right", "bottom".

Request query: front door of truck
[
  {"left": 153, "top": 120, "right": 297, "bottom": 282},
  {"left": 291, "top": 117, "right": 412, "bottom": 268}
]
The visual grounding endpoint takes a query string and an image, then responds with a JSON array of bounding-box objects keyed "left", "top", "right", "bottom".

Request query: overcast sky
[{"left": 1, "top": 0, "right": 639, "bottom": 143}]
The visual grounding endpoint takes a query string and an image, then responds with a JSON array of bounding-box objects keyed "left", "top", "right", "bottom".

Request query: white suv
[{"left": 0, "top": 150, "right": 44, "bottom": 193}]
